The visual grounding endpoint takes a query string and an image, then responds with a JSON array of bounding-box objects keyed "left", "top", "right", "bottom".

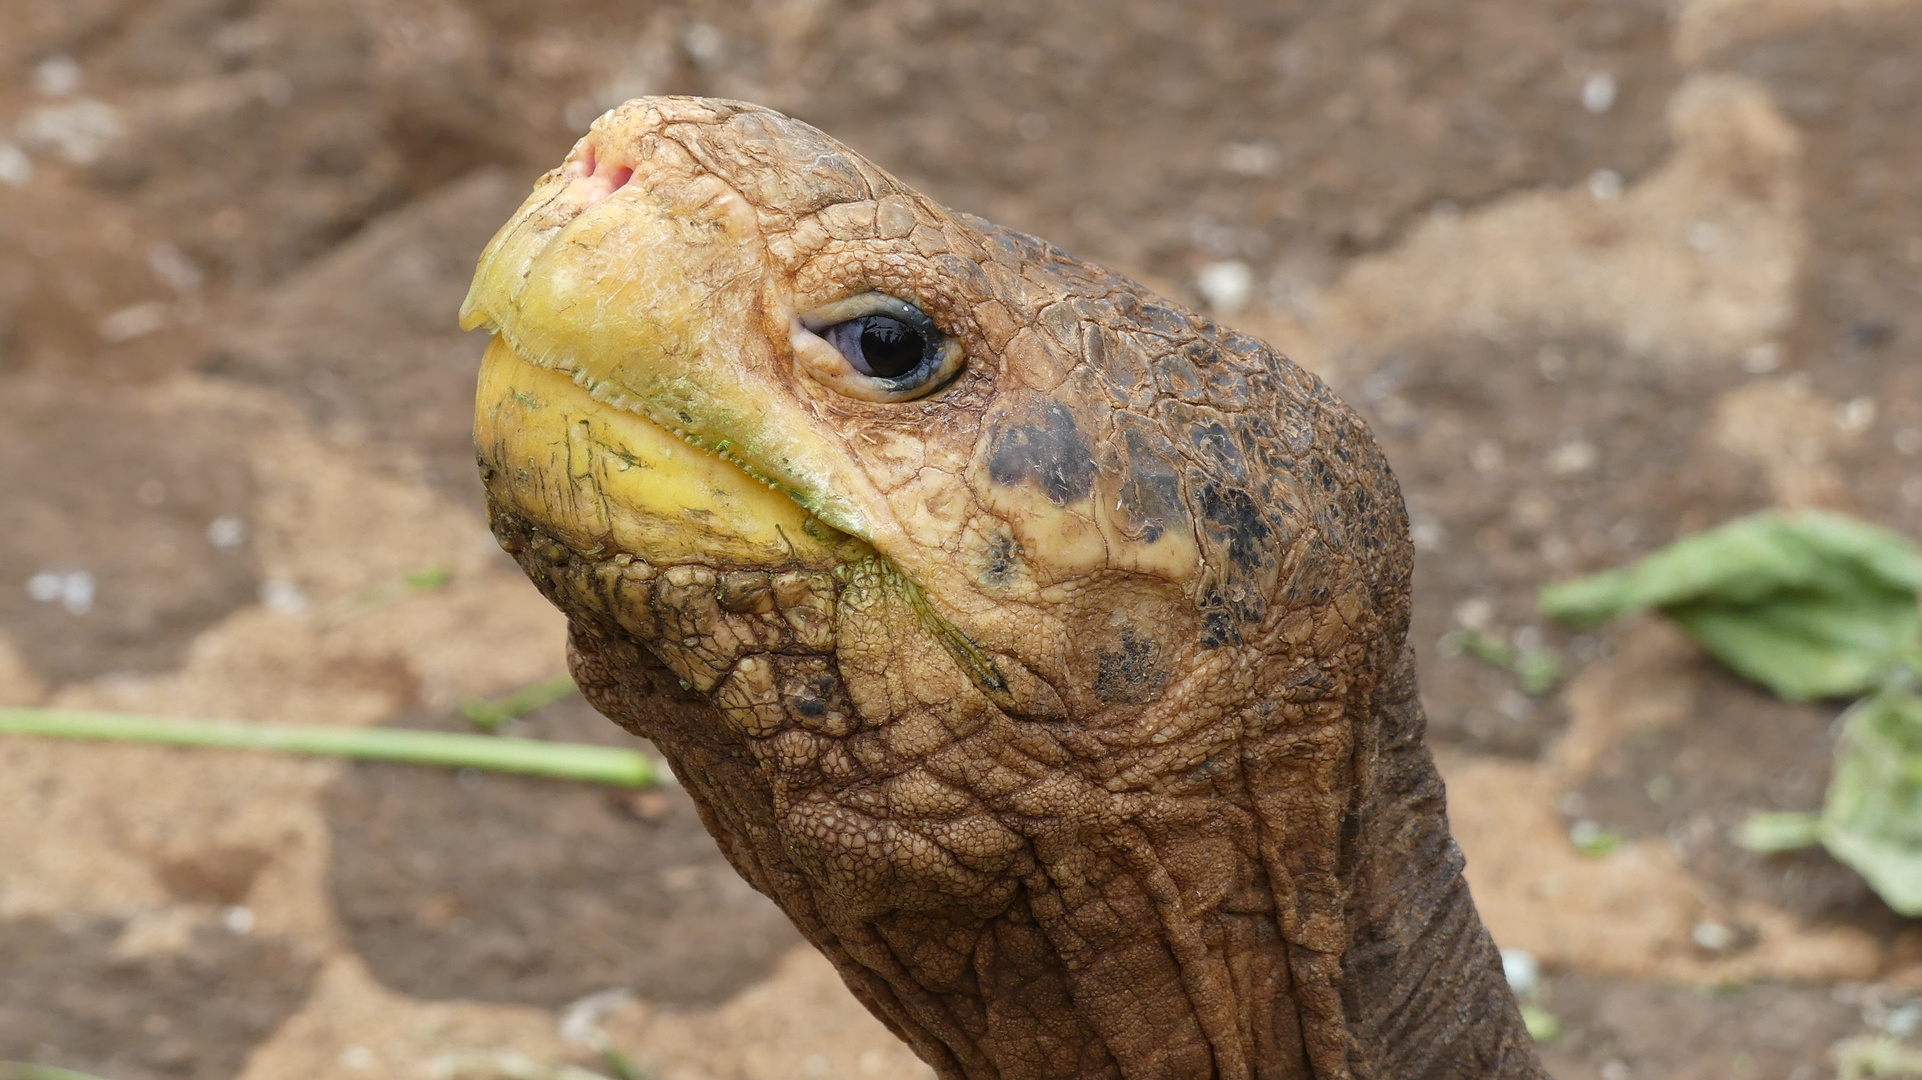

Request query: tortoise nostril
[{"left": 570, "top": 142, "right": 635, "bottom": 206}]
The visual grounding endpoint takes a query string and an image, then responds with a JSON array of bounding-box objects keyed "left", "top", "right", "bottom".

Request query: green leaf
[
  {"left": 1540, "top": 511, "right": 1922, "bottom": 700},
  {"left": 1816, "top": 684, "right": 1922, "bottom": 915},
  {"left": 1446, "top": 628, "right": 1515, "bottom": 667},
  {"left": 1512, "top": 649, "right": 1564, "bottom": 696},
  {"left": 1833, "top": 1035, "right": 1922, "bottom": 1080}
]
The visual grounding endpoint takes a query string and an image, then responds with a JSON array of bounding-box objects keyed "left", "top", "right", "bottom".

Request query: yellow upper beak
[{"left": 458, "top": 115, "right": 905, "bottom": 560}]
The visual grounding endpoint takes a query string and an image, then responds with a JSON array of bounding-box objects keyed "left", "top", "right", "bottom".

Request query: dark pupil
[{"left": 858, "top": 317, "right": 926, "bottom": 379}]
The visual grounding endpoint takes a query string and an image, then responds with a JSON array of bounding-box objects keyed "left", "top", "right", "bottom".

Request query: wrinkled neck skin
[
  {"left": 472, "top": 96, "right": 1543, "bottom": 1080},
  {"left": 500, "top": 527, "right": 1541, "bottom": 1080},
  {"left": 1340, "top": 649, "right": 1543, "bottom": 1079}
]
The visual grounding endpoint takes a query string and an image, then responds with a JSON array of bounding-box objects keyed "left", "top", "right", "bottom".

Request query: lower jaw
[
  {"left": 471, "top": 335, "right": 1004, "bottom": 746},
  {"left": 472, "top": 334, "right": 868, "bottom": 703},
  {"left": 488, "top": 505, "right": 843, "bottom": 697}
]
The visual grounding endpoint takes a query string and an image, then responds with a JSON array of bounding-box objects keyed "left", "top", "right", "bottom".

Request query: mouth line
[
  {"left": 476, "top": 336, "right": 857, "bottom": 574},
  {"left": 481, "top": 339, "right": 1020, "bottom": 713},
  {"left": 479, "top": 339, "right": 857, "bottom": 698},
  {"left": 503, "top": 340, "right": 802, "bottom": 503}
]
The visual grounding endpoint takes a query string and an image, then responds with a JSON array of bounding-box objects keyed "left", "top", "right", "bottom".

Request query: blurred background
[{"left": 1, "top": 1, "right": 1920, "bottom": 1078}]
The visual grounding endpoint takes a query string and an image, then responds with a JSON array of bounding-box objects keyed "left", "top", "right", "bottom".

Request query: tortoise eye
[
  {"left": 794, "top": 294, "right": 964, "bottom": 402},
  {"left": 823, "top": 315, "right": 936, "bottom": 380}
]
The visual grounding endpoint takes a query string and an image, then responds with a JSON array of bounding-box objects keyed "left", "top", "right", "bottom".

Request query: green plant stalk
[
  {"left": 2, "top": 1064, "right": 115, "bottom": 1080},
  {"left": 1737, "top": 810, "right": 1823, "bottom": 853},
  {"left": 461, "top": 674, "right": 581, "bottom": 730},
  {"left": 404, "top": 564, "right": 455, "bottom": 590},
  {"left": 0, "top": 708, "right": 658, "bottom": 788}
]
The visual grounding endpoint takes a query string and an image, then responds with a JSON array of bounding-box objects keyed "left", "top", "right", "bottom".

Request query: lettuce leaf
[
  {"left": 1540, "top": 511, "right": 1921, "bottom": 701},
  {"left": 1817, "top": 684, "right": 1922, "bottom": 915}
]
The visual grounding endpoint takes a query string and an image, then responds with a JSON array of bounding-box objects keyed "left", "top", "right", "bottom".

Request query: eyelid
[
  {"left": 789, "top": 292, "right": 967, "bottom": 403},
  {"left": 798, "top": 292, "right": 938, "bottom": 334}
]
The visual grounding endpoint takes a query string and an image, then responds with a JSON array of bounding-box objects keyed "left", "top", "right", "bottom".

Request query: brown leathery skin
[{"left": 465, "top": 97, "right": 1546, "bottom": 1079}]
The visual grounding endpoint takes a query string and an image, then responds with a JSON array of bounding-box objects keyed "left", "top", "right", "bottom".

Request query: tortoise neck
[{"left": 1334, "top": 645, "right": 1547, "bottom": 1079}]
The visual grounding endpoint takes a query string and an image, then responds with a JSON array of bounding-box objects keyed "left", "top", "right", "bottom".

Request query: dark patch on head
[
  {"left": 776, "top": 656, "right": 854, "bottom": 734},
  {"left": 1157, "top": 401, "right": 1249, "bottom": 484},
  {"left": 1310, "top": 456, "right": 1340, "bottom": 494},
  {"left": 1315, "top": 503, "right": 1351, "bottom": 552},
  {"left": 1192, "top": 477, "right": 1277, "bottom": 640},
  {"left": 1200, "top": 606, "right": 1241, "bottom": 648},
  {"left": 986, "top": 395, "right": 1096, "bottom": 506},
  {"left": 1188, "top": 419, "right": 1246, "bottom": 484},
  {"left": 1189, "top": 346, "right": 1252, "bottom": 406},
  {"left": 1094, "top": 628, "right": 1166, "bottom": 705},
  {"left": 1233, "top": 408, "right": 1298, "bottom": 478},
  {"left": 1082, "top": 320, "right": 1109, "bottom": 369},
  {"left": 1184, "top": 310, "right": 1221, "bottom": 335},
  {"left": 1105, "top": 413, "right": 1189, "bottom": 544},
  {"left": 1179, "top": 339, "right": 1220, "bottom": 367},
  {"left": 980, "top": 530, "right": 1023, "bottom": 586}
]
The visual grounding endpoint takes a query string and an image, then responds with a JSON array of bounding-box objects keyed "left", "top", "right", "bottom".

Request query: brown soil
[
  {"left": 0, "top": 917, "right": 314, "bottom": 1080},
  {"left": 1535, "top": 975, "right": 1864, "bottom": 1080},
  {"left": 1573, "top": 663, "right": 1886, "bottom": 929},
  {"left": 4, "top": 1, "right": 1922, "bottom": 1077},
  {"left": 1365, "top": 332, "right": 1775, "bottom": 757},
  {"left": 0, "top": 378, "right": 263, "bottom": 680},
  {"left": 324, "top": 697, "right": 802, "bottom": 1008}
]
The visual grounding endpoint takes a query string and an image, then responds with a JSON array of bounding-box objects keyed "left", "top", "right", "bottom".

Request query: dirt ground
[{"left": 3, "top": 0, "right": 1922, "bottom": 1077}]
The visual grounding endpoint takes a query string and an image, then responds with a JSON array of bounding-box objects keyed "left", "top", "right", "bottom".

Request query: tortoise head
[
  {"left": 464, "top": 96, "right": 1408, "bottom": 736},
  {"left": 463, "top": 97, "right": 1457, "bottom": 1079}
]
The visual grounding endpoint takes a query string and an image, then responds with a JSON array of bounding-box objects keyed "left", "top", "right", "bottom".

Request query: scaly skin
[{"left": 462, "top": 97, "right": 1545, "bottom": 1080}]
